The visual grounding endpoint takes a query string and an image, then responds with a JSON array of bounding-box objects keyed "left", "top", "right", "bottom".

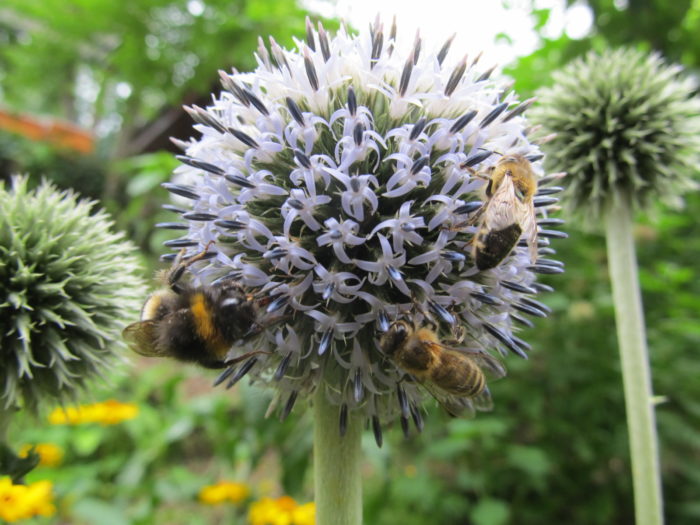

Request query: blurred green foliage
[
  {"left": 1, "top": 1, "right": 700, "bottom": 524},
  {"left": 0, "top": 0, "right": 320, "bottom": 128},
  {"left": 12, "top": 363, "right": 313, "bottom": 524},
  {"left": 505, "top": 0, "right": 700, "bottom": 97}
]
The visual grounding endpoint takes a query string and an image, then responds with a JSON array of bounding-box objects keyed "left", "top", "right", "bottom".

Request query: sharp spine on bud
[
  {"left": 318, "top": 23, "right": 331, "bottom": 61},
  {"left": 501, "top": 281, "right": 537, "bottom": 294},
  {"left": 538, "top": 229, "right": 569, "bottom": 239},
  {"left": 513, "top": 302, "right": 548, "bottom": 318},
  {"left": 454, "top": 201, "right": 482, "bottom": 214},
  {"left": 470, "top": 292, "right": 502, "bottom": 305},
  {"left": 503, "top": 98, "right": 536, "bottom": 122},
  {"left": 475, "top": 65, "right": 495, "bottom": 82},
  {"left": 399, "top": 54, "right": 414, "bottom": 97},
  {"left": 163, "top": 238, "right": 198, "bottom": 248},
  {"left": 437, "top": 34, "right": 456, "bottom": 66},
  {"left": 213, "top": 366, "right": 236, "bottom": 387},
  {"left": 161, "top": 204, "right": 187, "bottom": 215},
  {"left": 444, "top": 56, "right": 467, "bottom": 97},
  {"left": 226, "top": 358, "right": 258, "bottom": 389},
  {"left": 281, "top": 391, "right": 298, "bottom": 420},
  {"left": 372, "top": 415, "right": 383, "bottom": 447},
  {"left": 354, "top": 369, "right": 364, "bottom": 403},
  {"left": 182, "top": 212, "right": 218, "bottom": 221},
  {"left": 536, "top": 186, "right": 564, "bottom": 196},
  {"left": 305, "top": 17, "right": 316, "bottom": 51},
  {"left": 532, "top": 282, "right": 554, "bottom": 293},
  {"left": 156, "top": 222, "right": 188, "bottom": 230},
  {"left": 410, "top": 402, "right": 424, "bottom": 432},
  {"left": 286, "top": 97, "right": 305, "bottom": 125},
  {"left": 347, "top": 86, "right": 357, "bottom": 116},
  {"left": 162, "top": 183, "right": 200, "bottom": 200},
  {"left": 228, "top": 128, "right": 260, "bottom": 149},
  {"left": 409, "top": 118, "right": 427, "bottom": 141},
  {"left": 483, "top": 322, "right": 528, "bottom": 359},
  {"left": 479, "top": 102, "right": 509, "bottom": 128},
  {"left": 304, "top": 49, "right": 319, "bottom": 91},
  {"left": 274, "top": 352, "right": 292, "bottom": 381},
  {"left": 401, "top": 416, "right": 410, "bottom": 437},
  {"left": 450, "top": 110, "right": 478, "bottom": 134}
]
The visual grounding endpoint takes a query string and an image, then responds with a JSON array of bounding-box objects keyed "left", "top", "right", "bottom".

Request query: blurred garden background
[{"left": 1, "top": 0, "right": 699, "bottom": 523}]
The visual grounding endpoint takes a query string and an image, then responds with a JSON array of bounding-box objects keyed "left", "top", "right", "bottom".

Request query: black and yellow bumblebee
[{"left": 123, "top": 245, "right": 267, "bottom": 369}]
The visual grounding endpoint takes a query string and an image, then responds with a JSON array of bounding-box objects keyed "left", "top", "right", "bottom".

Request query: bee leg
[
  {"left": 224, "top": 350, "right": 272, "bottom": 365},
  {"left": 410, "top": 297, "right": 437, "bottom": 331},
  {"left": 241, "top": 314, "right": 291, "bottom": 339},
  {"left": 167, "top": 240, "right": 216, "bottom": 290}
]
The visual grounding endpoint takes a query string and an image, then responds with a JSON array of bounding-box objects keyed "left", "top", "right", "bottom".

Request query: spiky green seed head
[
  {"left": 531, "top": 48, "right": 700, "bottom": 222},
  {"left": 0, "top": 177, "right": 144, "bottom": 412}
]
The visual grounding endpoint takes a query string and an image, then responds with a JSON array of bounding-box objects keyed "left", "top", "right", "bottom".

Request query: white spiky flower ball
[{"left": 161, "top": 18, "right": 564, "bottom": 444}]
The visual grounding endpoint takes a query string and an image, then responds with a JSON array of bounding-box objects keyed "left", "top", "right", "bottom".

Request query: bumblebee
[
  {"left": 379, "top": 320, "right": 506, "bottom": 416},
  {"left": 123, "top": 246, "right": 267, "bottom": 369},
  {"left": 471, "top": 154, "right": 538, "bottom": 270}
]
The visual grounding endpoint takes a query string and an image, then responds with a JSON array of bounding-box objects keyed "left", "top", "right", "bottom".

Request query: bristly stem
[
  {"left": 605, "top": 194, "right": 664, "bottom": 525},
  {"left": 313, "top": 387, "right": 362, "bottom": 525}
]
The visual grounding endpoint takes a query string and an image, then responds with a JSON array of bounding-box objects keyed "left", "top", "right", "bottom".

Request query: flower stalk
[
  {"left": 313, "top": 387, "right": 362, "bottom": 525},
  {"left": 532, "top": 48, "right": 700, "bottom": 525},
  {"left": 605, "top": 195, "right": 663, "bottom": 525}
]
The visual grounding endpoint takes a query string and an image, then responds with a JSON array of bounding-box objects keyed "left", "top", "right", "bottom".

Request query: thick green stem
[
  {"left": 605, "top": 195, "right": 664, "bottom": 525},
  {"left": 313, "top": 387, "right": 362, "bottom": 525}
]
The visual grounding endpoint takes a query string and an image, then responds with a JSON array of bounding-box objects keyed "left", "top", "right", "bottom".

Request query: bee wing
[
  {"left": 471, "top": 351, "right": 507, "bottom": 380},
  {"left": 122, "top": 321, "right": 167, "bottom": 357},
  {"left": 520, "top": 198, "right": 538, "bottom": 263},
  {"left": 419, "top": 380, "right": 476, "bottom": 418},
  {"left": 471, "top": 385, "right": 494, "bottom": 411},
  {"left": 435, "top": 344, "right": 507, "bottom": 380},
  {"left": 481, "top": 176, "right": 520, "bottom": 231}
]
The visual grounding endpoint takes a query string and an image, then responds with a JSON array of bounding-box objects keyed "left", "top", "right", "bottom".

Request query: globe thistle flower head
[
  {"left": 531, "top": 47, "right": 700, "bottom": 221},
  {"left": 163, "top": 18, "right": 564, "bottom": 441},
  {"left": 0, "top": 177, "right": 143, "bottom": 412}
]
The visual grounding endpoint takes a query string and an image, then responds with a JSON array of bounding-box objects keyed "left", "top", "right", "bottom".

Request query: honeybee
[
  {"left": 471, "top": 154, "right": 538, "bottom": 270},
  {"left": 379, "top": 320, "right": 506, "bottom": 416},
  {"left": 123, "top": 245, "right": 268, "bottom": 369}
]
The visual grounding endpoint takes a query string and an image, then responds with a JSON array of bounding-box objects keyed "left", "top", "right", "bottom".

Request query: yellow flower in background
[
  {"left": 291, "top": 502, "right": 315, "bottom": 525},
  {"left": 248, "top": 496, "right": 315, "bottom": 525},
  {"left": 48, "top": 400, "right": 138, "bottom": 426},
  {"left": 0, "top": 477, "right": 28, "bottom": 523},
  {"left": 97, "top": 400, "right": 139, "bottom": 425},
  {"left": 199, "top": 480, "right": 250, "bottom": 505},
  {"left": 0, "top": 477, "right": 55, "bottom": 522},
  {"left": 248, "top": 497, "right": 290, "bottom": 525},
  {"left": 22, "top": 480, "right": 56, "bottom": 518},
  {"left": 19, "top": 443, "right": 64, "bottom": 467}
]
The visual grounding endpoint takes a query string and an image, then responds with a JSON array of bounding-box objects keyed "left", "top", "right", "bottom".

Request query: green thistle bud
[
  {"left": 531, "top": 48, "right": 700, "bottom": 221},
  {"left": 0, "top": 177, "right": 144, "bottom": 412}
]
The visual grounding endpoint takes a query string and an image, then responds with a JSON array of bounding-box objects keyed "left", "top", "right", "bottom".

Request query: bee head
[{"left": 380, "top": 320, "right": 412, "bottom": 357}]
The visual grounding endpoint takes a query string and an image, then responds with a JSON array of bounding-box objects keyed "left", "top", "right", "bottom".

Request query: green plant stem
[
  {"left": 0, "top": 405, "right": 10, "bottom": 443},
  {"left": 605, "top": 195, "right": 664, "bottom": 525},
  {"left": 313, "top": 387, "right": 362, "bottom": 525}
]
